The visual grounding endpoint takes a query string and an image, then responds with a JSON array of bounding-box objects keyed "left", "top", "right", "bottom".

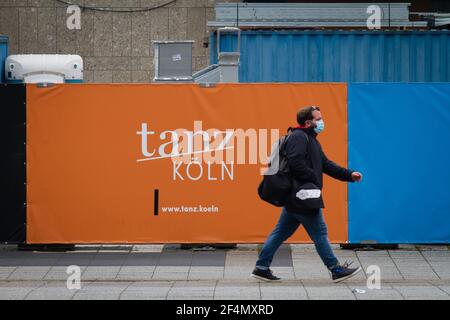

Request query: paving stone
[
  {"left": 356, "top": 250, "right": 391, "bottom": 258},
  {"left": 438, "top": 286, "right": 450, "bottom": 295},
  {"left": 0, "top": 267, "right": 17, "bottom": 280},
  {"left": 120, "top": 281, "right": 173, "bottom": 300},
  {"left": 25, "top": 283, "right": 76, "bottom": 300},
  {"left": 167, "top": 282, "right": 215, "bottom": 300},
  {"left": 44, "top": 266, "right": 87, "bottom": 281},
  {"left": 214, "top": 283, "right": 260, "bottom": 300},
  {"left": 377, "top": 271, "right": 405, "bottom": 281},
  {"left": 52, "top": 254, "right": 96, "bottom": 267},
  {"left": 290, "top": 244, "right": 317, "bottom": 252},
  {"left": 356, "top": 258, "right": 403, "bottom": 281},
  {"left": 260, "top": 284, "right": 308, "bottom": 300},
  {"left": 224, "top": 267, "right": 254, "bottom": 280},
  {"left": 389, "top": 251, "right": 426, "bottom": 259},
  {"left": 225, "top": 252, "right": 258, "bottom": 267},
  {"left": 0, "top": 287, "right": 35, "bottom": 300},
  {"left": 270, "top": 245, "right": 293, "bottom": 267},
  {"left": 429, "top": 265, "right": 450, "bottom": 273},
  {"left": 0, "top": 281, "right": 46, "bottom": 300},
  {"left": 0, "top": 252, "right": 62, "bottom": 266},
  {"left": 290, "top": 252, "right": 324, "bottom": 263},
  {"left": 305, "top": 286, "right": 355, "bottom": 300},
  {"left": 152, "top": 266, "right": 190, "bottom": 280},
  {"left": 293, "top": 262, "right": 329, "bottom": 280},
  {"left": 72, "top": 281, "right": 131, "bottom": 300},
  {"left": 173, "top": 280, "right": 217, "bottom": 287},
  {"left": 389, "top": 252, "right": 439, "bottom": 280},
  {"left": 116, "top": 266, "right": 155, "bottom": 280},
  {"left": 188, "top": 273, "right": 224, "bottom": 280},
  {"left": 122, "top": 252, "right": 160, "bottom": 266},
  {"left": 349, "top": 287, "right": 404, "bottom": 300},
  {"left": 192, "top": 251, "right": 226, "bottom": 267},
  {"left": 394, "top": 285, "right": 449, "bottom": 299},
  {"left": 188, "top": 267, "right": 224, "bottom": 280},
  {"left": 7, "top": 267, "right": 51, "bottom": 280},
  {"left": 81, "top": 266, "right": 121, "bottom": 280},
  {"left": 155, "top": 266, "right": 190, "bottom": 272},
  {"left": 1, "top": 244, "right": 450, "bottom": 300},
  {"left": 72, "top": 291, "right": 121, "bottom": 300}
]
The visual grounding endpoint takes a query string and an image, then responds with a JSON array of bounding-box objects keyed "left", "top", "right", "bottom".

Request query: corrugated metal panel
[
  {"left": 0, "top": 35, "right": 8, "bottom": 83},
  {"left": 210, "top": 30, "right": 450, "bottom": 82}
]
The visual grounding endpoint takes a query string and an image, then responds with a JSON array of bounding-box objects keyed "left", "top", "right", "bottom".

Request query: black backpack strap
[
  {"left": 279, "top": 131, "right": 293, "bottom": 157},
  {"left": 283, "top": 127, "right": 309, "bottom": 152},
  {"left": 300, "top": 130, "right": 312, "bottom": 166}
]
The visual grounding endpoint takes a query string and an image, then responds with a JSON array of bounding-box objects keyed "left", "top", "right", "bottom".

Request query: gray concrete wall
[{"left": 0, "top": 0, "right": 233, "bottom": 83}]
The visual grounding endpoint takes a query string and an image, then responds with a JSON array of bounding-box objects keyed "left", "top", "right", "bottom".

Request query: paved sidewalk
[{"left": 1, "top": 244, "right": 450, "bottom": 300}]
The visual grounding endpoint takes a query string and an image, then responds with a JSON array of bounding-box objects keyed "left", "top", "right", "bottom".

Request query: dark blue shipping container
[
  {"left": 211, "top": 30, "right": 450, "bottom": 83},
  {"left": 0, "top": 35, "right": 8, "bottom": 83}
]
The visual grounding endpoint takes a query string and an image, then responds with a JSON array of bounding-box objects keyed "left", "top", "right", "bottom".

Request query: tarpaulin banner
[
  {"left": 27, "top": 83, "right": 349, "bottom": 244},
  {"left": 0, "top": 84, "right": 26, "bottom": 243},
  {"left": 348, "top": 83, "right": 450, "bottom": 243}
]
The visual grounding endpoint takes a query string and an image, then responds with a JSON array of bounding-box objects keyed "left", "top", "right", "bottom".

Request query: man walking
[{"left": 252, "top": 106, "right": 363, "bottom": 283}]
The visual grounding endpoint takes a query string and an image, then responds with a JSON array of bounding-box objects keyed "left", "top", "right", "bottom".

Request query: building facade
[{"left": 0, "top": 0, "right": 240, "bottom": 83}]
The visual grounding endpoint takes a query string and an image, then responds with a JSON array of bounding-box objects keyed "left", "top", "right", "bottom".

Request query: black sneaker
[
  {"left": 251, "top": 267, "right": 281, "bottom": 282},
  {"left": 330, "top": 261, "right": 362, "bottom": 283}
]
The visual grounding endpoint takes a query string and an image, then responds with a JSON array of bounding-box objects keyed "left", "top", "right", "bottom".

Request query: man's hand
[{"left": 351, "top": 172, "right": 363, "bottom": 182}]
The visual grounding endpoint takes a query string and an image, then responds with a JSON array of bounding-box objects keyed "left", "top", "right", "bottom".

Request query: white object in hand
[{"left": 296, "top": 189, "right": 321, "bottom": 200}]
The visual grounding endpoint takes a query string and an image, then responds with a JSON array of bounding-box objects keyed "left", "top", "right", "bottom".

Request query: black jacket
[{"left": 284, "top": 127, "right": 354, "bottom": 212}]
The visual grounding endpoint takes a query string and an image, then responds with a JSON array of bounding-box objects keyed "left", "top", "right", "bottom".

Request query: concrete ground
[{"left": 1, "top": 244, "right": 449, "bottom": 300}]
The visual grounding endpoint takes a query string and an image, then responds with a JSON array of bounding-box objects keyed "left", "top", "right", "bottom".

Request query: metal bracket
[
  {"left": 199, "top": 83, "right": 217, "bottom": 88},
  {"left": 36, "top": 83, "right": 55, "bottom": 88}
]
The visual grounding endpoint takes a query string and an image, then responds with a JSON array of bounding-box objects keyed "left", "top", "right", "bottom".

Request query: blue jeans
[{"left": 256, "top": 207, "right": 339, "bottom": 270}]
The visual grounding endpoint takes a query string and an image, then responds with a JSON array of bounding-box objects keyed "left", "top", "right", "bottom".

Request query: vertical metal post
[
  {"left": 236, "top": 2, "right": 239, "bottom": 28},
  {"left": 216, "top": 27, "right": 241, "bottom": 83},
  {"left": 388, "top": 2, "right": 391, "bottom": 27}
]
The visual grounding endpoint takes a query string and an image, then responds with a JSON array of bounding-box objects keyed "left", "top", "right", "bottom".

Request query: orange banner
[{"left": 27, "top": 83, "right": 348, "bottom": 244}]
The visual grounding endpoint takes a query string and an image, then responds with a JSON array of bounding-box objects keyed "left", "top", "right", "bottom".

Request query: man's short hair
[{"left": 297, "top": 106, "right": 320, "bottom": 126}]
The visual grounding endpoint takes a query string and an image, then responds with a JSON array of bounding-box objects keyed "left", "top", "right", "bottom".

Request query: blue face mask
[{"left": 314, "top": 119, "right": 325, "bottom": 134}]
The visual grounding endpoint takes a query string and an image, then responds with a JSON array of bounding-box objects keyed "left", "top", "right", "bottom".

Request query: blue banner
[{"left": 348, "top": 83, "right": 450, "bottom": 243}]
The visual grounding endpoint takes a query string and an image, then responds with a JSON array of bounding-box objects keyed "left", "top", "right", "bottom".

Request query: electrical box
[{"left": 153, "top": 41, "right": 193, "bottom": 82}]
